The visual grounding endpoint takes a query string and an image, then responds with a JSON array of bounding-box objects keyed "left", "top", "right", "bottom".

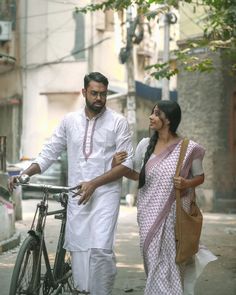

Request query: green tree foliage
[{"left": 76, "top": 0, "right": 236, "bottom": 78}]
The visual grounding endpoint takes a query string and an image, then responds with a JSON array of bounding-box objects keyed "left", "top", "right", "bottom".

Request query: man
[{"left": 8, "top": 72, "right": 133, "bottom": 294}]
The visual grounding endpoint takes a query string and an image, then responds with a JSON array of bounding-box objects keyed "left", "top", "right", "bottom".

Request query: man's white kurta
[{"left": 34, "top": 107, "right": 133, "bottom": 251}]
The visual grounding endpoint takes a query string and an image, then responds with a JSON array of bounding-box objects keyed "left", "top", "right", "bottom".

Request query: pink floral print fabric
[{"left": 137, "top": 139, "right": 205, "bottom": 295}]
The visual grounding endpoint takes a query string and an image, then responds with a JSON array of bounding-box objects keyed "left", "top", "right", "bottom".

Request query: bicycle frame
[
  {"left": 20, "top": 183, "right": 77, "bottom": 294},
  {"left": 9, "top": 181, "right": 80, "bottom": 295}
]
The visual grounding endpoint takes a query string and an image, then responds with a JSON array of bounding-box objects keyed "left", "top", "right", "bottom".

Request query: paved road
[{"left": 0, "top": 199, "right": 236, "bottom": 295}]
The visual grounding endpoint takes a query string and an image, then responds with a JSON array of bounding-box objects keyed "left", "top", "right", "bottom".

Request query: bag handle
[
  {"left": 175, "top": 138, "right": 189, "bottom": 178},
  {"left": 175, "top": 138, "right": 189, "bottom": 212}
]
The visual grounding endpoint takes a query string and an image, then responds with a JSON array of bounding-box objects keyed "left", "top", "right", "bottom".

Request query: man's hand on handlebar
[
  {"left": 8, "top": 174, "right": 30, "bottom": 193},
  {"left": 72, "top": 181, "right": 97, "bottom": 205}
]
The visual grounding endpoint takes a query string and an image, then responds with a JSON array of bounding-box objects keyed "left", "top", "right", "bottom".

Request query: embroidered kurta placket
[{"left": 83, "top": 117, "right": 97, "bottom": 160}]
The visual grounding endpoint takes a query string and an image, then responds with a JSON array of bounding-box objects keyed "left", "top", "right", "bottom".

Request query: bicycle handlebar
[
  {"left": 17, "top": 174, "right": 81, "bottom": 195},
  {"left": 19, "top": 183, "right": 72, "bottom": 194}
]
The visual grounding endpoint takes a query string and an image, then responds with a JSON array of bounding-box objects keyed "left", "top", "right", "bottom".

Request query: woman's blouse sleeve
[
  {"left": 191, "top": 158, "right": 204, "bottom": 176},
  {"left": 190, "top": 143, "right": 205, "bottom": 176},
  {"left": 133, "top": 138, "right": 150, "bottom": 173}
]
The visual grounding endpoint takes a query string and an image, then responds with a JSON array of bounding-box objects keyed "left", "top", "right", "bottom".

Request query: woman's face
[{"left": 149, "top": 105, "right": 169, "bottom": 131}]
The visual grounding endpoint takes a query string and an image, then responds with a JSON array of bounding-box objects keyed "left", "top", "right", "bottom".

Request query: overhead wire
[
  {"left": 45, "top": 0, "right": 79, "bottom": 5},
  {"left": 180, "top": 6, "right": 206, "bottom": 31},
  {"left": 20, "top": 15, "right": 73, "bottom": 62},
  {"left": 16, "top": 8, "right": 74, "bottom": 20},
  {"left": 0, "top": 36, "right": 111, "bottom": 76},
  {"left": 25, "top": 36, "right": 111, "bottom": 70},
  {"left": 3, "top": 2, "right": 189, "bottom": 73}
]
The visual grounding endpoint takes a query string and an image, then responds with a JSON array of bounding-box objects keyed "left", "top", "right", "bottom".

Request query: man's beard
[{"left": 86, "top": 98, "right": 105, "bottom": 114}]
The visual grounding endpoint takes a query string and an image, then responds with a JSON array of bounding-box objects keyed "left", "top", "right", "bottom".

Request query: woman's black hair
[{"left": 138, "top": 100, "right": 181, "bottom": 189}]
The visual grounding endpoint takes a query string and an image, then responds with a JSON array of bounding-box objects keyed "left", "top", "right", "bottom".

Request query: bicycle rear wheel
[{"left": 9, "top": 235, "right": 42, "bottom": 295}]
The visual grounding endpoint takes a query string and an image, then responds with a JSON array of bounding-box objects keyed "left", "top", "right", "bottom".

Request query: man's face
[{"left": 82, "top": 81, "right": 108, "bottom": 115}]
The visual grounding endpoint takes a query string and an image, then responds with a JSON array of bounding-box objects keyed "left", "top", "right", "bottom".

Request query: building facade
[{"left": 177, "top": 3, "right": 236, "bottom": 212}]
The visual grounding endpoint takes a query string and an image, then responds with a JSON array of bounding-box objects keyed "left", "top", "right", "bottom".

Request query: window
[
  {"left": 95, "top": 10, "right": 114, "bottom": 32},
  {"left": 71, "top": 12, "right": 85, "bottom": 60}
]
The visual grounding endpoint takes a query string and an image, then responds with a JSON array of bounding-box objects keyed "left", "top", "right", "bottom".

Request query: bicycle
[{"left": 9, "top": 176, "right": 79, "bottom": 295}]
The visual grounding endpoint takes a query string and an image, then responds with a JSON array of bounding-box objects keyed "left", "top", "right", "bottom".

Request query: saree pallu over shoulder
[{"left": 137, "top": 139, "right": 205, "bottom": 295}]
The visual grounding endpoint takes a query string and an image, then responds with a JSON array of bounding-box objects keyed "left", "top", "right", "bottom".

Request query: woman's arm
[
  {"left": 174, "top": 155, "right": 205, "bottom": 190},
  {"left": 112, "top": 152, "right": 139, "bottom": 181},
  {"left": 112, "top": 138, "right": 149, "bottom": 182},
  {"left": 174, "top": 174, "right": 204, "bottom": 190}
]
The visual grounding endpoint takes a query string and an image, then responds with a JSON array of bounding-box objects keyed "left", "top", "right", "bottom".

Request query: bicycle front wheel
[{"left": 9, "top": 235, "right": 41, "bottom": 295}]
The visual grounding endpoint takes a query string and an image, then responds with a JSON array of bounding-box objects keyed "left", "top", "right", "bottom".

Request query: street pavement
[{"left": 0, "top": 199, "right": 235, "bottom": 295}]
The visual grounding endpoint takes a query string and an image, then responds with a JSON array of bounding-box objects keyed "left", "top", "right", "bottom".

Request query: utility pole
[
  {"left": 162, "top": 12, "right": 170, "bottom": 100},
  {"left": 126, "top": 7, "right": 137, "bottom": 148},
  {"left": 88, "top": 0, "right": 94, "bottom": 72},
  {"left": 125, "top": 7, "right": 137, "bottom": 205}
]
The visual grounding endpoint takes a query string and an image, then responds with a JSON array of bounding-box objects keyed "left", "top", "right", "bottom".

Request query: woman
[{"left": 114, "top": 100, "right": 216, "bottom": 295}]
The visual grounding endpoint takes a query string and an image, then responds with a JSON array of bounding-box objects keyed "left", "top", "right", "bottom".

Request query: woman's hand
[
  {"left": 174, "top": 174, "right": 204, "bottom": 190},
  {"left": 111, "top": 151, "right": 127, "bottom": 168},
  {"left": 173, "top": 176, "right": 188, "bottom": 190}
]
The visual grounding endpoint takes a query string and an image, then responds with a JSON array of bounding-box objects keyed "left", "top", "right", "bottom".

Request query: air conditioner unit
[{"left": 0, "top": 21, "right": 12, "bottom": 41}]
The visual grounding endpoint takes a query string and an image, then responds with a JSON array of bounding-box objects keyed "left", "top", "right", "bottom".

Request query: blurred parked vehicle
[{"left": 7, "top": 152, "right": 68, "bottom": 199}]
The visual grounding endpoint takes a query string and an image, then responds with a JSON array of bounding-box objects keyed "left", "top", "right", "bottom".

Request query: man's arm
[
  {"left": 8, "top": 116, "right": 67, "bottom": 193},
  {"left": 8, "top": 163, "right": 41, "bottom": 193},
  {"left": 77, "top": 164, "right": 131, "bottom": 205},
  {"left": 123, "top": 169, "right": 139, "bottom": 181}
]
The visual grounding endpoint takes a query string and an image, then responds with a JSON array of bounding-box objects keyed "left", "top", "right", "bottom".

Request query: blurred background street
[
  {"left": 1, "top": 1, "right": 236, "bottom": 294},
  {"left": 0, "top": 199, "right": 235, "bottom": 295}
]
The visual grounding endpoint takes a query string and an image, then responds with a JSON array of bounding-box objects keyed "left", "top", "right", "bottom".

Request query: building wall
[
  {"left": 107, "top": 95, "right": 154, "bottom": 147},
  {"left": 0, "top": 0, "right": 22, "bottom": 163},
  {"left": 20, "top": 64, "right": 86, "bottom": 158},
  {"left": 18, "top": 0, "right": 88, "bottom": 158},
  {"left": 178, "top": 49, "right": 236, "bottom": 212},
  {"left": 17, "top": 1, "right": 135, "bottom": 159},
  {"left": 92, "top": 10, "right": 126, "bottom": 82},
  {"left": 179, "top": 3, "right": 206, "bottom": 40}
]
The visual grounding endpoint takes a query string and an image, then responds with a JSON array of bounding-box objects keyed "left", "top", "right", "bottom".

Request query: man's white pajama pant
[{"left": 71, "top": 248, "right": 117, "bottom": 295}]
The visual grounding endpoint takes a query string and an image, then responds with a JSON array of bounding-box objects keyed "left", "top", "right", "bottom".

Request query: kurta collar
[{"left": 84, "top": 106, "right": 107, "bottom": 121}]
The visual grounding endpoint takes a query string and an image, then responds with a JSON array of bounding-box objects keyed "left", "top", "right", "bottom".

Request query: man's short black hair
[{"left": 84, "top": 72, "right": 109, "bottom": 89}]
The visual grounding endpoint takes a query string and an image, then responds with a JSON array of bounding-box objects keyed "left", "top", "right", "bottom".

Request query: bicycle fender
[{"left": 28, "top": 230, "right": 40, "bottom": 241}]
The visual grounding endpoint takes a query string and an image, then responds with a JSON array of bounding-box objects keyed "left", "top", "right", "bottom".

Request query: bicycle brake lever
[
  {"left": 18, "top": 174, "right": 30, "bottom": 184},
  {"left": 69, "top": 185, "right": 82, "bottom": 198},
  {"left": 69, "top": 184, "right": 81, "bottom": 197}
]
